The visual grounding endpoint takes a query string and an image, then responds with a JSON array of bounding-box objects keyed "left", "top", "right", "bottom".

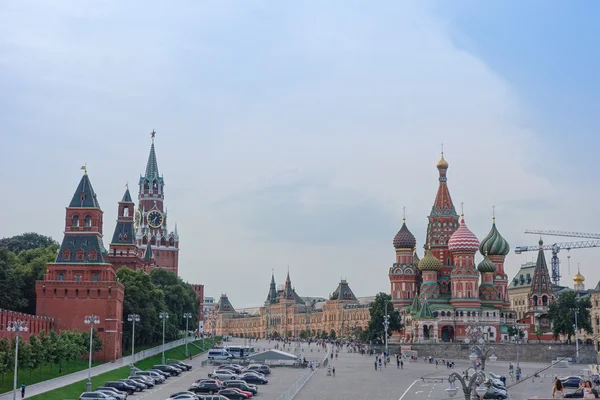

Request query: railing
[
  {"left": 121, "top": 336, "right": 192, "bottom": 365},
  {"left": 276, "top": 345, "right": 331, "bottom": 400}
]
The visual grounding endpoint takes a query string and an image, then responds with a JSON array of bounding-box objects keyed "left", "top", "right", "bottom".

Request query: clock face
[
  {"left": 134, "top": 210, "right": 142, "bottom": 228},
  {"left": 147, "top": 210, "right": 164, "bottom": 228}
]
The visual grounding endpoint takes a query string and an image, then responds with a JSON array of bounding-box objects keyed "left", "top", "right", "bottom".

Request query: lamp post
[
  {"left": 570, "top": 307, "right": 580, "bottom": 360},
  {"left": 127, "top": 314, "right": 140, "bottom": 375},
  {"left": 183, "top": 313, "right": 192, "bottom": 357},
  {"left": 446, "top": 371, "right": 487, "bottom": 400},
  {"left": 84, "top": 315, "right": 100, "bottom": 392},
  {"left": 159, "top": 312, "right": 169, "bottom": 364},
  {"left": 7, "top": 321, "right": 28, "bottom": 400}
]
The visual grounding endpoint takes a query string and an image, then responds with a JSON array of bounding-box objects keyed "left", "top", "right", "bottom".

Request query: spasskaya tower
[{"left": 135, "top": 131, "right": 180, "bottom": 274}]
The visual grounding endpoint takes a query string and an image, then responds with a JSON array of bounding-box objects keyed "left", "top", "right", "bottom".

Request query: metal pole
[
  {"left": 12, "top": 331, "right": 19, "bottom": 400},
  {"left": 84, "top": 315, "right": 99, "bottom": 393},
  {"left": 574, "top": 308, "right": 579, "bottom": 360},
  {"left": 162, "top": 317, "right": 166, "bottom": 364},
  {"left": 132, "top": 318, "right": 135, "bottom": 363}
]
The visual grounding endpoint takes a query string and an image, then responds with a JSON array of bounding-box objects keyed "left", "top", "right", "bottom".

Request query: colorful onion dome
[
  {"left": 393, "top": 221, "right": 416, "bottom": 249},
  {"left": 477, "top": 253, "right": 496, "bottom": 273},
  {"left": 437, "top": 154, "right": 449, "bottom": 169},
  {"left": 448, "top": 216, "right": 480, "bottom": 253},
  {"left": 573, "top": 269, "right": 585, "bottom": 284},
  {"left": 418, "top": 247, "right": 442, "bottom": 271},
  {"left": 479, "top": 220, "right": 510, "bottom": 256}
]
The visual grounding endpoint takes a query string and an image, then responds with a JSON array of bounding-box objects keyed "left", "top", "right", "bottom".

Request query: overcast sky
[{"left": 1, "top": 1, "right": 598, "bottom": 308}]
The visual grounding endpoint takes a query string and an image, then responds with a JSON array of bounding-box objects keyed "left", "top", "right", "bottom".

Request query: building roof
[
  {"left": 477, "top": 253, "right": 496, "bottom": 273},
  {"left": 479, "top": 219, "right": 510, "bottom": 256},
  {"left": 248, "top": 349, "right": 297, "bottom": 361},
  {"left": 417, "top": 298, "right": 435, "bottom": 319},
  {"left": 56, "top": 235, "right": 108, "bottom": 264},
  {"left": 143, "top": 241, "right": 153, "bottom": 261},
  {"left": 111, "top": 221, "right": 135, "bottom": 245},
  {"left": 509, "top": 262, "right": 536, "bottom": 289},
  {"left": 330, "top": 280, "right": 357, "bottom": 301},
  {"left": 121, "top": 188, "right": 133, "bottom": 203},
  {"left": 529, "top": 240, "right": 555, "bottom": 297},
  {"left": 69, "top": 173, "right": 101, "bottom": 208},
  {"left": 218, "top": 294, "right": 235, "bottom": 313},
  {"left": 448, "top": 216, "right": 480, "bottom": 253},
  {"left": 418, "top": 247, "right": 442, "bottom": 271},
  {"left": 430, "top": 153, "right": 458, "bottom": 217},
  {"left": 393, "top": 221, "right": 416, "bottom": 250}
]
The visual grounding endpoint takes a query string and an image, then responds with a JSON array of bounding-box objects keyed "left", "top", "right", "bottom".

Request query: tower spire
[{"left": 145, "top": 131, "right": 160, "bottom": 180}]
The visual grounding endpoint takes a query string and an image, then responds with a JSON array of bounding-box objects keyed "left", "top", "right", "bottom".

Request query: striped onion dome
[
  {"left": 477, "top": 253, "right": 496, "bottom": 273},
  {"left": 479, "top": 220, "right": 510, "bottom": 256},
  {"left": 448, "top": 216, "right": 480, "bottom": 253}
]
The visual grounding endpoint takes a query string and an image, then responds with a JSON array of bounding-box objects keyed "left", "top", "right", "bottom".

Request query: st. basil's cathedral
[{"left": 389, "top": 153, "right": 519, "bottom": 343}]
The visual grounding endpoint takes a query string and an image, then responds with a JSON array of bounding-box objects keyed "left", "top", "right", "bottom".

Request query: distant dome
[
  {"left": 418, "top": 248, "right": 443, "bottom": 271},
  {"left": 573, "top": 270, "right": 585, "bottom": 284},
  {"left": 448, "top": 217, "right": 480, "bottom": 253},
  {"left": 393, "top": 222, "right": 416, "bottom": 249},
  {"left": 479, "top": 221, "right": 510, "bottom": 256},
  {"left": 437, "top": 154, "right": 449, "bottom": 169},
  {"left": 477, "top": 253, "right": 496, "bottom": 273}
]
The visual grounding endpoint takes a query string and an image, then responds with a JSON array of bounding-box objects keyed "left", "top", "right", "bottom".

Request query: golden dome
[
  {"left": 573, "top": 269, "right": 585, "bottom": 284},
  {"left": 437, "top": 154, "right": 449, "bottom": 169}
]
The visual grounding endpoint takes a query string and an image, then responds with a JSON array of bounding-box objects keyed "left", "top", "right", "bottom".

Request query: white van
[{"left": 208, "top": 349, "right": 233, "bottom": 360}]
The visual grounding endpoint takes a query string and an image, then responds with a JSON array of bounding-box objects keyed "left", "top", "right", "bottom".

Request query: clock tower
[{"left": 135, "top": 131, "right": 180, "bottom": 275}]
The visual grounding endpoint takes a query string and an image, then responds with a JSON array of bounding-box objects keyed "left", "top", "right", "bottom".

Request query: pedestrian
[
  {"left": 383, "top": 357, "right": 387, "bottom": 368},
  {"left": 379, "top": 359, "right": 382, "bottom": 370},
  {"left": 374, "top": 360, "right": 377, "bottom": 371},
  {"left": 400, "top": 360, "right": 404, "bottom": 369},
  {"left": 397, "top": 357, "right": 400, "bottom": 369},
  {"left": 332, "top": 367, "right": 336, "bottom": 377},
  {"left": 551, "top": 378, "right": 564, "bottom": 399},
  {"left": 20, "top": 383, "right": 25, "bottom": 399}
]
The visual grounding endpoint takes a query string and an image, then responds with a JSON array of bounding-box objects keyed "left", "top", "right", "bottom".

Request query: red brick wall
[
  {"left": 191, "top": 284, "right": 204, "bottom": 329},
  {"left": 36, "top": 279, "right": 124, "bottom": 362},
  {"left": 0, "top": 310, "right": 54, "bottom": 341}
]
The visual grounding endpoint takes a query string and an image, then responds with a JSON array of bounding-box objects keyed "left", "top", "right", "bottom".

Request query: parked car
[
  {"left": 136, "top": 370, "right": 165, "bottom": 383},
  {"left": 78, "top": 392, "right": 117, "bottom": 400},
  {"left": 168, "top": 395, "right": 199, "bottom": 400},
  {"left": 95, "top": 389, "right": 126, "bottom": 400},
  {"left": 170, "top": 391, "right": 200, "bottom": 398},
  {"left": 564, "top": 388, "right": 600, "bottom": 398},
  {"left": 103, "top": 381, "right": 136, "bottom": 395},
  {"left": 229, "top": 387, "right": 253, "bottom": 398},
  {"left": 119, "top": 379, "right": 146, "bottom": 391},
  {"left": 209, "top": 370, "right": 238, "bottom": 381},
  {"left": 208, "top": 349, "right": 234, "bottom": 360},
  {"left": 168, "top": 361, "right": 192, "bottom": 371},
  {"left": 190, "top": 381, "right": 222, "bottom": 394},
  {"left": 562, "top": 377, "right": 584, "bottom": 388},
  {"left": 95, "top": 387, "right": 128, "bottom": 399},
  {"left": 245, "top": 364, "right": 271, "bottom": 375},
  {"left": 153, "top": 364, "right": 183, "bottom": 376},
  {"left": 129, "top": 376, "right": 155, "bottom": 388},
  {"left": 151, "top": 368, "right": 171, "bottom": 379},
  {"left": 482, "top": 385, "right": 508, "bottom": 400},
  {"left": 220, "top": 365, "right": 243, "bottom": 374},
  {"left": 238, "top": 372, "right": 268, "bottom": 385},
  {"left": 217, "top": 388, "right": 249, "bottom": 399},
  {"left": 223, "top": 381, "right": 258, "bottom": 395}
]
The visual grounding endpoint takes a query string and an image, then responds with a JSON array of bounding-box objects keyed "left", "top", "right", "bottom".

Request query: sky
[{"left": 0, "top": 1, "right": 598, "bottom": 308}]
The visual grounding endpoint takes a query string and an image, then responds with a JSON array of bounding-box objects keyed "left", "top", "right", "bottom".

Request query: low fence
[
  {"left": 276, "top": 345, "right": 331, "bottom": 400},
  {"left": 121, "top": 337, "right": 192, "bottom": 365}
]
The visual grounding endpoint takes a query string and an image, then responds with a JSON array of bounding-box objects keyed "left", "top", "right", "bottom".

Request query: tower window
[
  {"left": 84, "top": 215, "right": 92, "bottom": 227},
  {"left": 76, "top": 250, "right": 85, "bottom": 261},
  {"left": 72, "top": 215, "right": 79, "bottom": 227},
  {"left": 92, "top": 272, "right": 100, "bottom": 282},
  {"left": 62, "top": 250, "right": 71, "bottom": 261},
  {"left": 123, "top": 206, "right": 129, "bottom": 217},
  {"left": 75, "top": 275, "right": 81, "bottom": 282},
  {"left": 57, "top": 272, "right": 65, "bottom": 281},
  {"left": 88, "top": 250, "right": 97, "bottom": 261}
]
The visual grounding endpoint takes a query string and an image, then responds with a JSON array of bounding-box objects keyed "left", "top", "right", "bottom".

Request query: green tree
[
  {"left": 365, "top": 292, "right": 401, "bottom": 344},
  {"left": 15, "top": 244, "right": 59, "bottom": 314},
  {"left": 329, "top": 329, "right": 336, "bottom": 339},
  {"left": 18, "top": 340, "right": 34, "bottom": 378},
  {"left": 507, "top": 325, "right": 525, "bottom": 340},
  {"left": 0, "top": 339, "right": 9, "bottom": 385},
  {"left": 299, "top": 330, "right": 307, "bottom": 339},
  {"left": 0, "top": 233, "right": 56, "bottom": 254},
  {"left": 46, "top": 330, "right": 63, "bottom": 372},
  {"left": 37, "top": 330, "right": 50, "bottom": 376},
  {"left": 548, "top": 290, "right": 592, "bottom": 343},
  {"left": 28, "top": 335, "right": 42, "bottom": 378},
  {"left": 0, "top": 248, "right": 27, "bottom": 310}
]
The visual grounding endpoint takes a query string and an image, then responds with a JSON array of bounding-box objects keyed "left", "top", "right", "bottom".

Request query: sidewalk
[{"left": 0, "top": 337, "right": 193, "bottom": 400}]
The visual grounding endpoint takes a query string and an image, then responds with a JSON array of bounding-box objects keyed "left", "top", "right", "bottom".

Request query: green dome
[
  {"left": 479, "top": 221, "right": 510, "bottom": 256},
  {"left": 477, "top": 254, "right": 496, "bottom": 273},
  {"left": 418, "top": 248, "right": 442, "bottom": 271}
]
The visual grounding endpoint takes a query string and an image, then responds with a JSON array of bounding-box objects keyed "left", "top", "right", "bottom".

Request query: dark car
[
  {"left": 95, "top": 389, "right": 127, "bottom": 400},
  {"left": 95, "top": 387, "right": 128, "bottom": 399},
  {"left": 245, "top": 365, "right": 270, "bottom": 375},
  {"left": 128, "top": 376, "right": 154, "bottom": 388},
  {"left": 153, "top": 364, "right": 182, "bottom": 376},
  {"left": 103, "top": 382, "right": 136, "bottom": 395},
  {"left": 218, "top": 389, "right": 249, "bottom": 400},
  {"left": 170, "top": 391, "right": 199, "bottom": 398},
  {"left": 220, "top": 365, "right": 243, "bottom": 374},
  {"left": 223, "top": 381, "right": 258, "bottom": 395},
  {"left": 190, "top": 381, "right": 222, "bottom": 394},
  {"left": 238, "top": 373, "right": 268, "bottom": 385},
  {"left": 562, "top": 377, "right": 583, "bottom": 388},
  {"left": 565, "top": 388, "right": 600, "bottom": 398},
  {"left": 150, "top": 368, "right": 171, "bottom": 379},
  {"left": 118, "top": 379, "right": 146, "bottom": 391},
  {"left": 169, "top": 361, "right": 192, "bottom": 371},
  {"left": 135, "top": 370, "right": 165, "bottom": 383}
]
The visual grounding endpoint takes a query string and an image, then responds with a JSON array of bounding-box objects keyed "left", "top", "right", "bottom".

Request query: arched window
[
  {"left": 542, "top": 295, "right": 548, "bottom": 306},
  {"left": 144, "top": 180, "right": 150, "bottom": 190},
  {"left": 84, "top": 215, "right": 92, "bottom": 227},
  {"left": 72, "top": 215, "right": 79, "bottom": 227},
  {"left": 123, "top": 206, "right": 129, "bottom": 217}
]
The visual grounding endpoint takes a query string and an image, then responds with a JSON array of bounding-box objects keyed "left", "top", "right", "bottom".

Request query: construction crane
[{"left": 514, "top": 230, "right": 600, "bottom": 286}]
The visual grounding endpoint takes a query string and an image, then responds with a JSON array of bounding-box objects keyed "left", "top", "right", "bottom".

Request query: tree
[
  {"left": 15, "top": 244, "right": 59, "bottom": 314},
  {"left": 18, "top": 340, "right": 34, "bottom": 378},
  {"left": 0, "top": 233, "right": 56, "bottom": 254},
  {"left": 0, "top": 248, "right": 27, "bottom": 310},
  {"left": 28, "top": 335, "right": 42, "bottom": 378},
  {"left": 548, "top": 290, "right": 593, "bottom": 343},
  {"left": 36, "top": 331, "right": 50, "bottom": 376},
  {"left": 329, "top": 329, "right": 336, "bottom": 340},
  {"left": 0, "top": 339, "right": 9, "bottom": 385},
  {"left": 365, "top": 292, "right": 401, "bottom": 344},
  {"left": 507, "top": 325, "right": 525, "bottom": 340},
  {"left": 299, "top": 330, "right": 307, "bottom": 339}
]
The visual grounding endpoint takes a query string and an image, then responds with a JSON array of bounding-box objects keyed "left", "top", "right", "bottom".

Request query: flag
[{"left": 80, "top": 166, "right": 86, "bottom": 170}]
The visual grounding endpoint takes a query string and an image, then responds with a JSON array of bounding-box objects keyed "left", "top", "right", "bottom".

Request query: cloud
[{"left": 1, "top": 1, "right": 595, "bottom": 308}]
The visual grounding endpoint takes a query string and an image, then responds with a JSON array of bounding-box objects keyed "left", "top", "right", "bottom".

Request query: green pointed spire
[
  {"left": 410, "top": 296, "right": 421, "bottom": 315},
  {"left": 145, "top": 141, "right": 160, "bottom": 180},
  {"left": 121, "top": 187, "right": 133, "bottom": 203},
  {"left": 69, "top": 173, "right": 100, "bottom": 208},
  {"left": 143, "top": 241, "right": 153, "bottom": 261},
  {"left": 417, "top": 298, "right": 434, "bottom": 319}
]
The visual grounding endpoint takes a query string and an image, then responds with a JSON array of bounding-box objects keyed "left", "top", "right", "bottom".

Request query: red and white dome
[{"left": 448, "top": 217, "right": 480, "bottom": 253}]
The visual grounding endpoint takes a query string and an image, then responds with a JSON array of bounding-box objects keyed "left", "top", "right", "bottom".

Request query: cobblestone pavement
[{"left": 294, "top": 346, "right": 587, "bottom": 400}]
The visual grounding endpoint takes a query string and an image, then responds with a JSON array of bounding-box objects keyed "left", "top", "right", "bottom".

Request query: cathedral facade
[
  {"left": 389, "top": 154, "right": 517, "bottom": 343},
  {"left": 35, "top": 134, "right": 199, "bottom": 361}
]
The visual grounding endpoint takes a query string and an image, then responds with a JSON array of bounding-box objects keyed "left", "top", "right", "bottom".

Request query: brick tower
[
  {"left": 425, "top": 153, "right": 459, "bottom": 296},
  {"left": 448, "top": 213, "right": 481, "bottom": 310},
  {"left": 479, "top": 213, "right": 511, "bottom": 310},
  {"left": 135, "top": 132, "right": 180, "bottom": 275},
  {"left": 389, "top": 215, "right": 419, "bottom": 308},
  {"left": 108, "top": 187, "right": 145, "bottom": 271},
  {"left": 36, "top": 170, "right": 125, "bottom": 362}
]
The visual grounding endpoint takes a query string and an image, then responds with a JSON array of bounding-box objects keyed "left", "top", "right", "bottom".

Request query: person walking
[
  {"left": 332, "top": 367, "right": 336, "bottom": 377},
  {"left": 400, "top": 359, "right": 404, "bottom": 369},
  {"left": 551, "top": 378, "right": 565, "bottom": 399},
  {"left": 397, "top": 356, "right": 400, "bottom": 369},
  {"left": 20, "top": 384, "right": 25, "bottom": 399},
  {"left": 374, "top": 360, "right": 377, "bottom": 371}
]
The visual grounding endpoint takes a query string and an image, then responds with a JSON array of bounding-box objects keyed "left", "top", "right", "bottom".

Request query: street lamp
[
  {"left": 183, "top": 313, "right": 192, "bottom": 357},
  {"left": 7, "top": 321, "right": 28, "bottom": 400},
  {"left": 446, "top": 371, "right": 487, "bottom": 400},
  {"left": 84, "top": 315, "right": 100, "bottom": 393},
  {"left": 159, "top": 312, "right": 169, "bottom": 364},
  {"left": 570, "top": 307, "right": 580, "bottom": 360},
  {"left": 383, "top": 301, "right": 390, "bottom": 354},
  {"left": 127, "top": 314, "right": 140, "bottom": 375}
]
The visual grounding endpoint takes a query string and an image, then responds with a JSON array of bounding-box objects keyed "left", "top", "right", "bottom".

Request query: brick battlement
[{"left": 0, "top": 309, "right": 55, "bottom": 341}]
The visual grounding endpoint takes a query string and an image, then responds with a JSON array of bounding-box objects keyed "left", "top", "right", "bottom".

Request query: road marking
[
  {"left": 415, "top": 390, "right": 424, "bottom": 394},
  {"left": 399, "top": 379, "right": 419, "bottom": 400}
]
